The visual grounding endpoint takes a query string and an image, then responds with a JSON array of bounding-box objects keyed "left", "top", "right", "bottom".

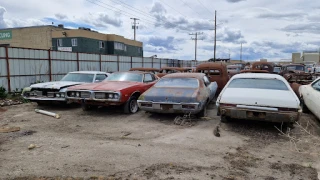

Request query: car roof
[
  {"left": 162, "top": 73, "right": 205, "bottom": 79},
  {"left": 232, "top": 73, "right": 286, "bottom": 81},
  {"left": 115, "top": 71, "right": 150, "bottom": 74},
  {"left": 69, "top": 71, "right": 107, "bottom": 74},
  {"left": 129, "top": 67, "right": 159, "bottom": 71}
]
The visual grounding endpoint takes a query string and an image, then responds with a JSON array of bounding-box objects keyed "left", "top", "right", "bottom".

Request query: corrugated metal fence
[{"left": 0, "top": 47, "right": 198, "bottom": 92}]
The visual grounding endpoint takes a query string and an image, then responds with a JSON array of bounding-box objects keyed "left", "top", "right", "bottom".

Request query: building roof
[
  {"left": 0, "top": 25, "right": 68, "bottom": 31},
  {"left": 163, "top": 73, "right": 205, "bottom": 79}
]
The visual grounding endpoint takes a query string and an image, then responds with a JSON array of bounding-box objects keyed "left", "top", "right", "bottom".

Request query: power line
[
  {"left": 179, "top": 0, "right": 202, "bottom": 17},
  {"left": 189, "top": 32, "right": 203, "bottom": 61},
  {"left": 158, "top": 0, "right": 187, "bottom": 17},
  {"left": 196, "top": 0, "right": 215, "bottom": 16}
]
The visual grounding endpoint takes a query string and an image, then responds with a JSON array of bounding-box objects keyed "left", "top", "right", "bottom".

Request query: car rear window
[
  {"left": 228, "top": 78, "right": 289, "bottom": 90},
  {"left": 154, "top": 78, "right": 199, "bottom": 88}
]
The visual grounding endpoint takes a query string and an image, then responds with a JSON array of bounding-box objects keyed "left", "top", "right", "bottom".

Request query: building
[
  {"left": 292, "top": 51, "right": 320, "bottom": 64},
  {"left": 0, "top": 25, "right": 143, "bottom": 57}
]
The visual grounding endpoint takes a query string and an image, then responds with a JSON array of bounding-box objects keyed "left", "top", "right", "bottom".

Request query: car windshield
[
  {"left": 287, "top": 65, "right": 304, "bottom": 71},
  {"left": 274, "top": 67, "right": 281, "bottom": 73},
  {"left": 60, "top": 73, "right": 94, "bottom": 83},
  {"left": 106, "top": 72, "right": 143, "bottom": 82},
  {"left": 228, "top": 78, "right": 289, "bottom": 90},
  {"left": 154, "top": 78, "right": 199, "bottom": 88}
]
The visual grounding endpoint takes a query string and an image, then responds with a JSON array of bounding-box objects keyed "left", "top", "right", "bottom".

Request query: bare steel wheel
[{"left": 123, "top": 96, "right": 139, "bottom": 114}]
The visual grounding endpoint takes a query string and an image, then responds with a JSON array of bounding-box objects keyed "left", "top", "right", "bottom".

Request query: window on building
[
  {"left": 57, "top": 39, "right": 63, "bottom": 47},
  {"left": 124, "top": 45, "right": 127, "bottom": 51},
  {"left": 71, "top": 38, "right": 77, "bottom": 46},
  {"left": 114, "top": 42, "right": 126, "bottom": 51},
  {"left": 99, "top": 41, "right": 105, "bottom": 48}
]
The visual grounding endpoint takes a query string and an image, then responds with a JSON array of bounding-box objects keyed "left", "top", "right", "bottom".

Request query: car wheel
[
  {"left": 123, "top": 96, "right": 139, "bottom": 114},
  {"left": 220, "top": 116, "right": 230, "bottom": 123},
  {"left": 300, "top": 98, "right": 309, "bottom": 113},
  {"left": 197, "top": 105, "right": 207, "bottom": 117}
]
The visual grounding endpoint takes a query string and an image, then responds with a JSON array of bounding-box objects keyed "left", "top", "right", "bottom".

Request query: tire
[
  {"left": 300, "top": 98, "right": 309, "bottom": 113},
  {"left": 123, "top": 96, "right": 139, "bottom": 114},
  {"left": 281, "top": 122, "right": 294, "bottom": 133},
  {"left": 220, "top": 116, "right": 230, "bottom": 123},
  {"left": 36, "top": 101, "right": 46, "bottom": 106},
  {"left": 81, "top": 103, "right": 92, "bottom": 111},
  {"left": 197, "top": 105, "right": 207, "bottom": 117}
]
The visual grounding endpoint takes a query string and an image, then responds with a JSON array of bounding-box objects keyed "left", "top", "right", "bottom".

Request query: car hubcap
[{"left": 130, "top": 100, "right": 138, "bottom": 113}]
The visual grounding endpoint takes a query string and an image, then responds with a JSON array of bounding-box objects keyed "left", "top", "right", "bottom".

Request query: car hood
[
  {"left": 30, "top": 81, "right": 83, "bottom": 90},
  {"left": 67, "top": 81, "right": 142, "bottom": 91},
  {"left": 219, "top": 88, "right": 300, "bottom": 109},
  {"left": 140, "top": 87, "right": 198, "bottom": 103}
]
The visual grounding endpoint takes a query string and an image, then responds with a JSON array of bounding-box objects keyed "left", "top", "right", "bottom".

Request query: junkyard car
[
  {"left": 280, "top": 64, "right": 313, "bottom": 84},
  {"left": 299, "top": 77, "right": 320, "bottom": 120},
  {"left": 216, "top": 73, "right": 301, "bottom": 127},
  {"left": 251, "top": 62, "right": 275, "bottom": 73},
  {"left": 227, "top": 65, "right": 241, "bottom": 77},
  {"left": 196, "top": 62, "right": 229, "bottom": 93},
  {"left": 129, "top": 67, "right": 160, "bottom": 74},
  {"left": 22, "top": 71, "right": 109, "bottom": 104},
  {"left": 137, "top": 73, "right": 218, "bottom": 117},
  {"left": 157, "top": 67, "right": 186, "bottom": 78},
  {"left": 66, "top": 71, "right": 158, "bottom": 113}
]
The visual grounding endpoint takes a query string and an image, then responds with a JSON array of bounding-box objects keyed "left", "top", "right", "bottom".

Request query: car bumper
[
  {"left": 137, "top": 101, "right": 202, "bottom": 114},
  {"left": 23, "top": 96, "right": 67, "bottom": 102},
  {"left": 67, "top": 98, "right": 123, "bottom": 106},
  {"left": 218, "top": 106, "right": 301, "bottom": 123}
]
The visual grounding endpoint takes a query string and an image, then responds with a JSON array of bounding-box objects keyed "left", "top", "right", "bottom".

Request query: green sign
[{"left": 0, "top": 30, "right": 12, "bottom": 40}]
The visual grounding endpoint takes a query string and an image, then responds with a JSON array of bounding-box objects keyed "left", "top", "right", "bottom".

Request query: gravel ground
[{"left": 0, "top": 103, "right": 319, "bottom": 180}]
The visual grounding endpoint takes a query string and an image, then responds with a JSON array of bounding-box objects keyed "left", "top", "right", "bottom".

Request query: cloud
[
  {"left": 55, "top": 13, "right": 68, "bottom": 20},
  {"left": 0, "top": 6, "right": 8, "bottom": 28},
  {"left": 203, "top": 27, "right": 246, "bottom": 44},
  {"left": 150, "top": 2, "right": 166, "bottom": 14},
  {"left": 226, "top": 0, "right": 246, "bottom": 3},
  {"left": 281, "top": 23, "right": 320, "bottom": 34},
  {"left": 95, "top": 13, "right": 122, "bottom": 27}
]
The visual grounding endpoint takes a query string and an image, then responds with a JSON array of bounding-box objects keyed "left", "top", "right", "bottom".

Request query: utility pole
[
  {"left": 130, "top": 18, "right": 139, "bottom": 41},
  {"left": 189, "top": 32, "right": 203, "bottom": 61},
  {"left": 240, "top": 42, "right": 243, "bottom": 62},
  {"left": 214, "top": 10, "right": 217, "bottom": 61}
]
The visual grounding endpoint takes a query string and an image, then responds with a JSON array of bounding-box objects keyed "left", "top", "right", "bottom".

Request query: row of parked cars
[{"left": 22, "top": 62, "right": 320, "bottom": 130}]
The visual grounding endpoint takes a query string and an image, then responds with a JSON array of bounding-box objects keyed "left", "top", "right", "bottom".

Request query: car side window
[
  {"left": 144, "top": 74, "right": 153, "bottom": 82},
  {"left": 203, "top": 76, "right": 210, "bottom": 86},
  {"left": 95, "top": 74, "right": 108, "bottom": 82},
  {"left": 312, "top": 80, "right": 320, "bottom": 91}
]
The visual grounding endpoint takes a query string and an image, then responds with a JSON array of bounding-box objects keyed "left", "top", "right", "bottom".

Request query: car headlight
[
  {"left": 76, "top": 92, "right": 80, "bottom": 97},
  {"left": 114, "top": 94, "right": 119, "bottom": 99},
  {"left": 71, "top": 92, "right": 75, "bottom": 97},
  {"left": 108, "top": 93, "right": 114, "bottom": 99},
  {"left": 61, "top": 93, "right": 65, "bottom": 98},
  {"left": 56, "top": 93, "right": 61, "bottom": 98}
]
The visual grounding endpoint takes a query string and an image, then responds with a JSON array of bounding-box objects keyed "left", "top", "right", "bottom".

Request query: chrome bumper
[
  {"left": 137, "top": 100, "right": 202, "bottom": 114},
  {"left": 218, "top": 106, "right": 301, "bottom": 123},
  {"left": 23, "top": 96, "right": 67, "bottom": 102}
]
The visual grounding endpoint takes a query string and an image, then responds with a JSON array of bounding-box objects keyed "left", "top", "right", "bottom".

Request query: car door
[{"left": 309, "top": 79, "right": 320, "bottom": 119}]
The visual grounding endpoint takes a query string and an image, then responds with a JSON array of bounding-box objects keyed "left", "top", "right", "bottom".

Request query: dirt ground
[{"left": 0, "top": 103, "right": 319, "bottom": 180}]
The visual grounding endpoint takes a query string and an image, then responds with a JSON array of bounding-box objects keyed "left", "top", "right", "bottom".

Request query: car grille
[{"left": 80, "top": 92, "right": 91, "bottom": 98}]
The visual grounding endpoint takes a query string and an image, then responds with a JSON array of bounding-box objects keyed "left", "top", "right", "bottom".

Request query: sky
[{"left": 0, "top": 0, "right": 320, "bottom": 61}]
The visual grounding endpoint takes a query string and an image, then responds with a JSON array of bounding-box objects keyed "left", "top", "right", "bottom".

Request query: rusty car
[
  {"left": 299, "top": 77, "right": 320, "bottom": 120},
  {"left": 216, "top": 73, "right": 301, "bottom": 130},
  {"left": 280, "top": 64, "right": 313, "bottom": 84},
  {"left": 195, "top": 62, "right": 229, "bottom": 93},
  {"left": 66, "top": 71, "right": 158, "bottom": 113},
  {"left": 129, "top": 67, "right": 160, "bottom": 74},
  {"left": 22, "top": 71, "right": 110, "bottom": 105},
  {"left": 251, "top": 62, "right": 275, "bottom": 73},
  {"left": 232, "top": 63, "right": 246, "bottom": 70},
  {"left": 227, "top": 65, "right": 241, "bottom": 77},
  {"left": 157, "top": 67, "right": 187, "bottom": 78},
  {"left": 137, "top": 73, "right": 218, "bottom": 117}
]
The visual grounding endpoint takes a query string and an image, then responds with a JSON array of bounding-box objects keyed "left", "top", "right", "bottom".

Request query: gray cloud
[
  {"left": 55, "top": 13, "right": 68, "bottom": 20},
  {"left": 257, "top": 11, "right": 306, "bottom": 20},
  {"left": 226, "top": 0, "right": 246, "bottom": 3},
  {"left": 96, "top": 13, "right": 122, "bottom": 27},
  {"left": 150, "top": 2, "right": 166, "bottom": 14},
  {"left": 147, "top": 36, "right": 177, "bottom": 51},
  {"left": 0, "top": 6, "right": 7, "bottom": 28},
  {"left": 203, "top": 27, "right": 246, "bottom": 44},
  {"left": 281, "top": 23, "right": 320, "bottom": 34},
  {"left": 143, "top": 36, "right": 185, "bottom": 53}
]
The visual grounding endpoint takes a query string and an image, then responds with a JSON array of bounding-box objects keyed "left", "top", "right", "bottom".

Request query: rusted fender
[{"left": 290, "top": 83, "right": 302, "bottom": 97}]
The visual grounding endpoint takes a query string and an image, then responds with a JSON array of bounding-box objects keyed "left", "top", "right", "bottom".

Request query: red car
[{"left": 66, "top": 71, "right": 158, "bottom": 113}]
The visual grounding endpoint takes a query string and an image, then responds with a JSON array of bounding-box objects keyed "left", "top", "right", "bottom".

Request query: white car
[
  {"left": 299, "top": 77, "right": 320, "bottom": 120},
  {"left": 22, "top": 71, "right": 110, "bottom": 104},
  {"left": 216, "top": 73, "right": 301, "bottom": 126}
]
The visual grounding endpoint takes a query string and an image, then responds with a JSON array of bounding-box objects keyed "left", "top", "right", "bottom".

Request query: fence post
[
  {"left": 76, "top": 52, "right": 80, "bottom": 71},
  {"left": 99, "top": 54, "right": 102, "bottom": 71},
  {"left": 130, "top": 56, "right": 133, "bottom": 68},
  {"left": 117, "top": 55, "right": 120, "bottom": 71},
  {"left": 142, "top": 57, "right": 144, "bottom": 67},
  {"left": 5, "top": 46, "right": 11, "bottom": 92},
  {"left": 48, "top": 50, "right": 52, "bottom": 81},
  {"left": 160, "top": 58, "right": 161, "bottom": 68},
  {"left": 151, "top": 57, "right": 154, "bottom": 68}
]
